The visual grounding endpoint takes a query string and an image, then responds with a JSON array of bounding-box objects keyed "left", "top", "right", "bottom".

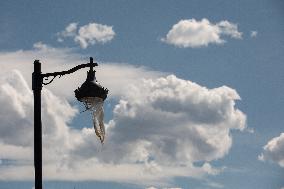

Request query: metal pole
[{"left": 32, "top": 60, "right": 42, "bottom": 189}]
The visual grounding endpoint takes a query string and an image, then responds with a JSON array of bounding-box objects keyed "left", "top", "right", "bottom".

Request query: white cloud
[
  {"left": 0, "top": 69, "right": 77, "bottom": 180},
  {"left": 217, "top": 21, "right": 242, "bottom": 39},
  {"left": 75, "top": 22, "right": 115, "bottom": 48},
  {"left": 259, "top": 133, "right": 284, "bottom": 167},
  {"left": 162, "top": 18, "right": 242, "bottom": 48},
  {"left": 250, "top": 31, "right": 258, "bottom": 38},
  {"left": 95, "top": 75, "right": 246, "bottom": 169},
  {"left": 0, "top": 42, "right": 163, "bottom": 100},
  {"left": 0, "top": 43, "right": 246, "bottom": 185},
  {"left": 57, "top": 21, "right": 115, "bottom": 48},
  {"left": 57, "top": 22, "right": 78, "bottom": 42}
]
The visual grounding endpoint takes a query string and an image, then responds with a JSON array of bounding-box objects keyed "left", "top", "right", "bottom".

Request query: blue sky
[{"left": 0, "top": 1, "right": 284, "bottom": 189}]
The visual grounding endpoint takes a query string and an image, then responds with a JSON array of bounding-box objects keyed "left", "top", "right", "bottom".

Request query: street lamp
[{"left": 32, "top": 57, "right": 108, "bottom": 189}]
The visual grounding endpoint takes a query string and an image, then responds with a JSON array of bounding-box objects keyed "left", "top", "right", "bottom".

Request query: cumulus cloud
[
  {"left": 0, "top": 71, "right": 33, "bottom": 148},
  {"left": 74, "top": 22, "right": 115, "bottom": 48},
  {"left": 0, "top": 68, "right": 167, "bottom": 184},
  {"left": 0, "top": 43, "right": 246, "bottom": 185},
  {"left": 57, "top": 21, "right": 115, "bottom": 48},
  {"left": 57, "top": 22, "right": 78, "bottom": 42},
  {"left": 0, "top": 69, "right": 77, "bottom": 179},
  {"left": 259, "top": 133, "right": 284, "bottom": 167},
  {"left": 162, "top": 18, "right": 242, "bottom": 48},
  {"left": 93, "top": 75, "right": 246, "bottom": 167}
]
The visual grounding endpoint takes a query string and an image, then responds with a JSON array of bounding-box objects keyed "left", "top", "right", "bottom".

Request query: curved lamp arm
[{"left": 40, "top": 57, "right": 98, "bottom": 86}]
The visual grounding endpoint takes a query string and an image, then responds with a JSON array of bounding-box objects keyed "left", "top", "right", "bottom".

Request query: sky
[{"left": 0, "top": 0, "right": 284, "bottom": 189}]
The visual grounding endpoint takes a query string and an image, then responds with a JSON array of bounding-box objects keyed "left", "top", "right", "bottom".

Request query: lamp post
[{"left": 32, "top": 57, "right": 108, "bottom": 189}]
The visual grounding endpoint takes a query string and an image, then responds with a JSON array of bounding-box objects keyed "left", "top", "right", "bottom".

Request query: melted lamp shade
[{"left": 74, "top": 67, "right": 108, "bottom": 143}]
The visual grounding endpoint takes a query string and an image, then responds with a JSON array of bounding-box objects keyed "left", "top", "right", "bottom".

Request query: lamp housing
[{"left": 74, "top": 67, "right": 108, "bottom": 102}]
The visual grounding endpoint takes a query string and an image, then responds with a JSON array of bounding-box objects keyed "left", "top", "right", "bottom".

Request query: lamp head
[
  {"left": 74, "top": 63, "right": 108, "bottom": 144},
  {"left": 74, "top": 67, "right": 108, "bottom": 102}
]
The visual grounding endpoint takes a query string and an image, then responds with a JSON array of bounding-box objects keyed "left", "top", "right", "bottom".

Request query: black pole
[{"left": 32, "top": 60, "right": 42, "bottom": 189}]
